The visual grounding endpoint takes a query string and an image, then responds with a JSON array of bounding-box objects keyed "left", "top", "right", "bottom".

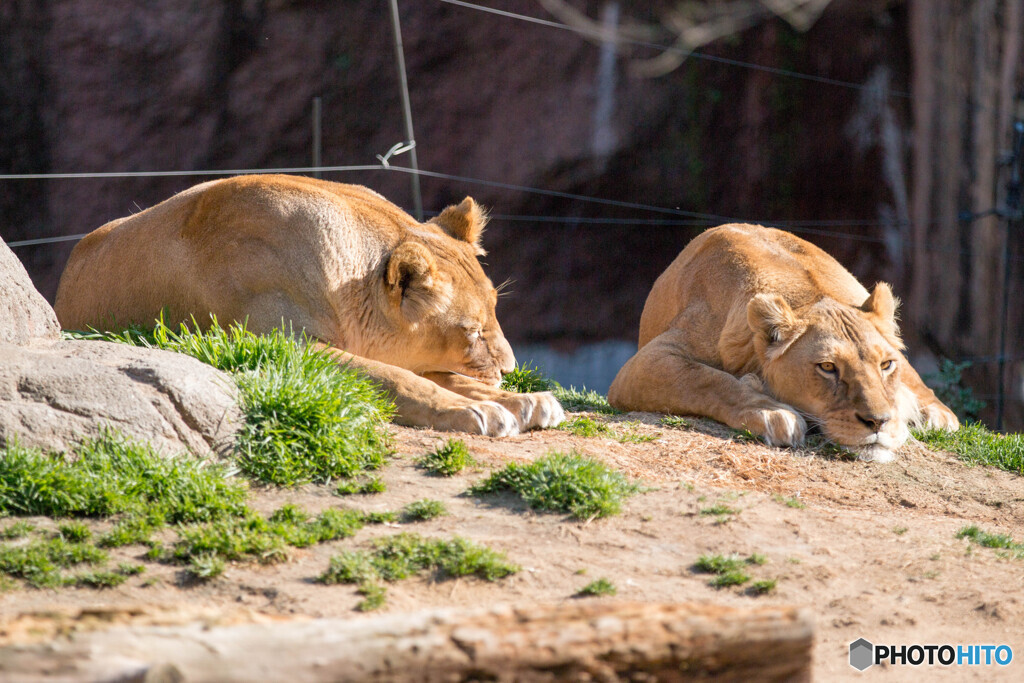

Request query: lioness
[
  {"left": 608, "top": 224, "right": 959, "bottom": 462},
  {"left": 55, "top": 174, "right": 564, "bottom": 436}
]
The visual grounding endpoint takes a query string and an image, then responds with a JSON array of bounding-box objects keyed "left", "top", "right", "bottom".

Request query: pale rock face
[
  {"left": 0, "top": 241, "right": 60, "bottom": 345},
  {"left": 0, "top": 340, "right": 240, "bottom": 458}
]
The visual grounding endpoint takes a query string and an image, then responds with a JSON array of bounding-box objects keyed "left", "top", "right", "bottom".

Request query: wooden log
[{"left": 0, "top": 601, "right": 813, "bottom": 682}]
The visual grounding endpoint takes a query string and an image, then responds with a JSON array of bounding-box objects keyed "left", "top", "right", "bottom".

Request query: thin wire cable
[
  {"left": 438, "top": 0, "right": 912, "bottom": 99},
  {"left": 0, "top": 165, "right": 382, "bottom": 180}
]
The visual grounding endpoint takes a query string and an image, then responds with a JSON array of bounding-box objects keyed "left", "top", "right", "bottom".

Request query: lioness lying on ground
[
  {"left": 608, "top": 224, "right": 959, "bottom": 462},
  {"left": 55, "top": 174, "right": 564, "bottom": 436}
]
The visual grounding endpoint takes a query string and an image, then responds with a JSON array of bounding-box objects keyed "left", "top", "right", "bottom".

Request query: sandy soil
[{"left": 2, "top": 411, "right": 1023, "bottom": 681}]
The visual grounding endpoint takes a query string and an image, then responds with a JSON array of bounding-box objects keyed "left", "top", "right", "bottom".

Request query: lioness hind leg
[
  {"left": 422, "top": 372, "right": 566, "bottom": 431},
  {"left": 314, "top": 345, "right": 520, "bottom": 437},
  {"left": 608, "top": 329, "right": 807, "bottom": 447}
]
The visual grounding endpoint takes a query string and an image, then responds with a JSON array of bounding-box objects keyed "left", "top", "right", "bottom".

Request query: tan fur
[
  {"left": 55, "top": 175, "right": 564, "bottom": 436},
  {"left": 608, "top": 224, "right": 959, "bottom": 462}
]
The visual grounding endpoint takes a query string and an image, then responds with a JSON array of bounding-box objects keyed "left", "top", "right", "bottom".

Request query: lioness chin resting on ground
[
  {"left": 608, "top": 224, "right": 958, "bottom": 463},
  {"left": 55, "top": 174, "right": 564, "bottom": 437}
]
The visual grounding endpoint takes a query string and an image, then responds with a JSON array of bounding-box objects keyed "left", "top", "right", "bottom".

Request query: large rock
[
  {"left": 0, "top": 340, "right": 239, "bottom": 457},
  {"left": 0, "top": 241, "right": 60, "bottom": 345}
]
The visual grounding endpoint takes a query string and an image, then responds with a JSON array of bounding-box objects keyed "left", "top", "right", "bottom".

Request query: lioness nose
[{"left": 856, "top": 413, "right": 890, "bottom": 432}]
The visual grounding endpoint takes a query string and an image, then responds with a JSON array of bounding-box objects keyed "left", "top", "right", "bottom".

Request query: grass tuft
[
  {"left": 418, "top": 439, "right": 475, "bottom": 477},
  {"left": 336, "top": 477, "right": 386, "bottom": 495},
  {"left": 956, "top": 525, "right": 1023, "bottom": 556},
  {"left": 1, "top": 521, "right": 36, "bottom": 540},
  {"left": 576, "top": 577, "right": 617, "bottom": 597},
  {"left": 500, "top": 363, "right": 558, "bottom": 393},
  {"left": 915, "top": 422, "right": 1024, "bottom": 476},
  {"left": 469, "top": 451, "right": 643, "bottom": 520},
  {"left": 57, "top": 521, "right": 92, "bottom": 543},
  {"left": 0, "top": 432, "right": 247, "bottom": 523},
  {"left": 400, "top": 499, "right": 448, "bottom": 522},
  {"left": 76, "top": 316, "right": 396, "bottom": 486},
  {"left": 552, "top": 386, "right": 620, "bottom": 414}
]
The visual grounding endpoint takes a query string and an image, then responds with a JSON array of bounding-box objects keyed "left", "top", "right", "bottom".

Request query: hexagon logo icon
[{"left": 849, "top": 638, "right": 874, "bottom": 671}]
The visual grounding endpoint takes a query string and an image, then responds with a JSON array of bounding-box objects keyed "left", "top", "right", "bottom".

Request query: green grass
[
  {"left": 709, "top": 570, "right": 750, "bottom": 588},
  {"left": 73, "top": 316, "right": 396, "bottom": 486},
  {"left": 700, "top": 503, "right": 739, "bottom": 517},
  {"left": 320, "top": 533, "right": 518, "bottom": 584},
  {"left": 400, "top": 499, "right": 447, "bottom": 522},
  {"left": 557, "top": 416, "right": 655, "bottom": 443},
  {"left": 354, "top": 582, "right": 387, "bottom": 611},
  {"left": 576, "top": 577, "right": 617, "bottom": 597},
  {"left": 57, "top": 521, "right": 92, "bottom": 543},
  {"left": 748, "top": 578, "right": 777, "bottom": 594},
  {"left": 956, "top": 525, "right": 1024, "bottom": 557},
  {"left": 557, "top": 416, "right": 614, "bottom": 438},
  {"left": 171, "top": 506, "right": 368, "bottom": 565},
  {"left": 1, "top": 521, "right": 35, "bottom": 539},
  {"left": 500, "top": 363, "right": 558, "bottom": 393},
  {"left": 0, "top": 538, "right": 108, "bottom": 588},
  {"left": 772, "top": 494, "right": 806, "bottom": 509},
  {"left": 187, "top": 553, "right": 226, "bottom": 581},
  {"left": 418, "top": 439, "right": 475, "bottom": 476},
  {"left": 335, "top": 477, "right": 386, "bottom": 495},
  {"left": 915, "top": 422, "right": 1024, "bottom": 475},
  {"left": 496, "top": 362, "right": 619, "bottom": 414},
  {"left": 693, "top": 553, "right": 770, "bottom": 590},
  {"left": 0, "top": 432, "right": 248, "bottom": 523},
  {"left": 98, "top": 514, "right": 159, "bottom": 548},
  {"left": 469, "top": 451, "right": 643, "bottom": 520},
  {"left": 660, "top": 416, "right": 691, "bottom": 430},
  {"left": 319, "top": 533, "right": 518, "bottom": 610},
  {"left": 552, "top": 386, "right": 620, "bottom": 414},
  {"left": 73, "top": 570, "right": 128, "bottom": 589}
]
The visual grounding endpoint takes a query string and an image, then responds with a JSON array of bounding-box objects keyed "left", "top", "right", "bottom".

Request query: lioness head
[
  {"left": 748, "top": 283, "right": 917, "bottom": 462},
  {"left": 382, "top": 197, "right": 515, "bottom": 385}
]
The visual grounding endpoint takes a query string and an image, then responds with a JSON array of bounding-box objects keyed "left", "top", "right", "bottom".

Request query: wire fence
[{"left": 0, "top": 0, "right": 1020, "bottom": 388}]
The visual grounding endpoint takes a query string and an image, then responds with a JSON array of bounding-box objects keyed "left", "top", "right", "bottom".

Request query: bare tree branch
[{"left": 536, "top": 0, "right": 835, "bottom": 77}]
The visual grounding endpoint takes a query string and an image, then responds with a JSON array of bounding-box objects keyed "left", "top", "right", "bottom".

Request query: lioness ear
[
  {"left": 430, "top": 197, "right": 488, "bottom": 254},
  {"left": 386, "top": 241, "right": 452, "bottom": 322},
  {"left": 862, "top": 282, "right": 897, "bottom": 320},
  {"left": 747, "top": 294, "right": 800, "bottom": 352},
  {"left": 862, "top": 282, "right": 905, "bottom": 349}
]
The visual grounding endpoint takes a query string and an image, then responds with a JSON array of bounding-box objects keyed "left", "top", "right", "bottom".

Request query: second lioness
[
  {"left": 608, "top": 224, "right": 958, "bottom": 462},
  {"left": 55, "top": 174, "right": 564, "bottom": 436}
]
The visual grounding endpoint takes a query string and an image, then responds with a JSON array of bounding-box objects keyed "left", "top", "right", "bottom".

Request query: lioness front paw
[
  {"left": 741, "top": 404, "right": 807, "bottom": 447},
  {"left": 446, "top": 401, "right": 520, "bottom": 437},
  {"left": 496, "top": 391, "right": 566, "bottom": 431},
  {"left": 920, "top": 402, "right": 960, "bottom": 431}
]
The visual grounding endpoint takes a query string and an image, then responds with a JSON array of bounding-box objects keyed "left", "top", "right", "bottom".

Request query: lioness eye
[
  {"left": 817, "top": 362, "right": 837, "bottom": 374},
  {"left": 881, "top": 360, "right": 895, "bottom": 372}
]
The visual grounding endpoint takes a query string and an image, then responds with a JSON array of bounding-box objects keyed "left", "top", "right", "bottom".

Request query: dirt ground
[{"left": 2, "top": 410, "right": 1023, "bottom": 681}]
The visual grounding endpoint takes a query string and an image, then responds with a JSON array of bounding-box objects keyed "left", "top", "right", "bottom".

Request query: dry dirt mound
[{"left": 2, "top": 413, "right": 1023, "bottom": 681}]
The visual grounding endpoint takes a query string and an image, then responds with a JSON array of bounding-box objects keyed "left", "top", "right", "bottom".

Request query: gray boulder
[
  {"left": 0, "top": 241, "right": 60, "bottom": 344},
  {"left": 0, "top": 340, "right": 240, "bottom": 457}
]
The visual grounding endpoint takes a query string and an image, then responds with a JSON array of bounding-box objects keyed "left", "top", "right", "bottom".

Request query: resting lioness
[
  {"left": 55, "top": 174, "right": 564, "bottom": 436},
  {"left": 608, "top": 224, "right": 959, "bottom": 462}
]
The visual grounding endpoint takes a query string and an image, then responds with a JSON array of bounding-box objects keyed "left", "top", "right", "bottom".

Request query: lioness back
[
  {"left": 56, "top": 175, "right": 406, "bottom": 341},
  {"left": 638, "top": 224, "right": 868, "bottom": 351}
]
